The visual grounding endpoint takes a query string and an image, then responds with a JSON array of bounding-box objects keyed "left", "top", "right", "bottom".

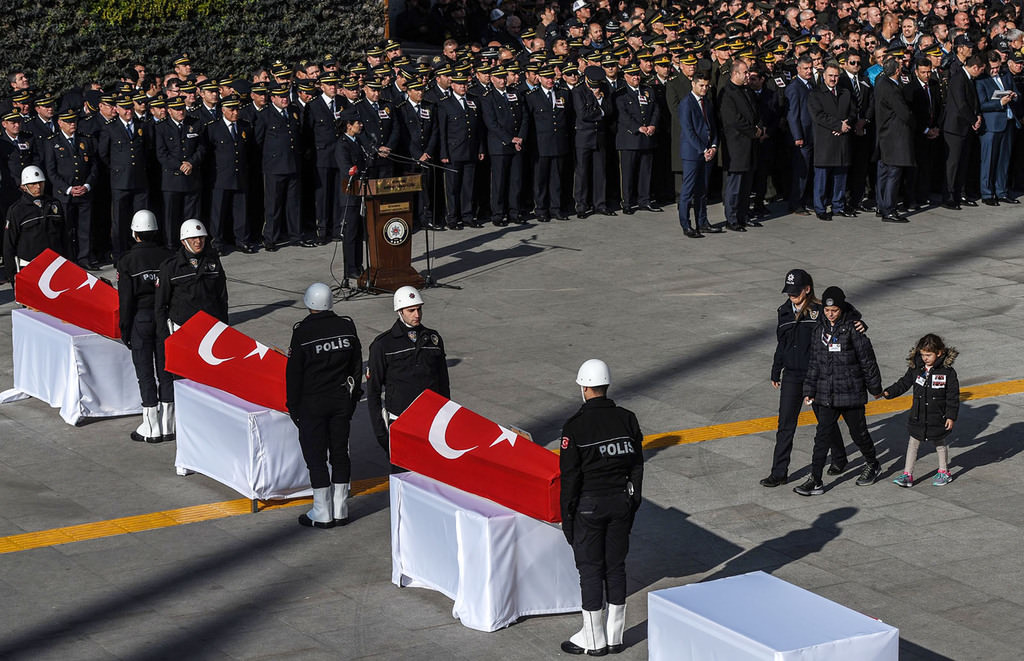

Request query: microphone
[{"left": 347, "top": 165, "right": 358, "bottom": 187}]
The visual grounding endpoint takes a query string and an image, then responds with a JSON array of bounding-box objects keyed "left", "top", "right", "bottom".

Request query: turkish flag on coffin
[
  {"left": 15, "top": 249, "right": 120, "bottom": 338},
  {"left": 389, "top": 390, "right": 562, "bottom": 522},
  {"left": 164, "top": 311, "right": 288, "bottom": 412}
]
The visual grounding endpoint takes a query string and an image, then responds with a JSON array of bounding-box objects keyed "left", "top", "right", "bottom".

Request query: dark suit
[
  {"left": 874, "top": 75, "right": 915, "bottom": 214},
  {"left": 904, "top": 76, "right": 944, "bottom": 203},
  {"left": 154, "top": 117, "right": 206, "bottom": 246},
  {"left": 25, "top": 116, "right": 56, "bottom": 142},
  {"left": 525, "top": 85, "right": 572, "bottom": 218},
  {"left": 719, "top": 81, "right": 761, "bottom": 226},
  {"left": 99, "top": 119, "right": 149, "bottom": 259},
  {"left": 207, "top": 118, "right": 252, "bottom": 246},
  {"left": 306, "top": 95, "right": 341, "bottom": 238},
  {"left": 677, "top": 93, "right": 716, "bottom": 231},
  {"left": 942, "top": 69, "right": 981, "bottom": 202},
  {"left": 481, "top": 88, "right": 527, "bottom": 221},
  {"left": 976, "top": 72, "right": 1020, "bottom": 199},
  {"left": 437, "top": 94, "right": 484, "bottom": 227},
  {"left": 666, "top": 74, "right": 693, "bottom": 175},
  {"left": 255, "top": 104, "right": 304, "bottom": 244},
  {"left": 0, "top": 131, "right": 39, "bottom": 214},
  {"left": 355, "top": 98, "right": 399, "bottom": 178},
  {"left": 614, "top": 85, "right": 660, "bottom": 209},
  {"left": 839, "top": 70, "right": 876, "bottom": 208},
  {"left": 43, "top": 131, "right": 96, "bottom": 262},
  {"left": 572, "top": 84, "right": 615, "bottom": 214},
  {"left": 808, "top": 86, "right": 854, "bottom": 213},
  {"left": 334, "top": 135, "right": 366, "bottom": 277},
  {"left": 785, "top": 76, "right": 815, "bottom": 209}
]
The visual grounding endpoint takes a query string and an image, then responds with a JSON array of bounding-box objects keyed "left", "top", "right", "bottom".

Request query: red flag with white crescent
[
  {"left": 389, "top": 390, "right": 562, "bottom": 522},
  {"left": 14, "top": 249, "right": 120, "bottom": 338},
  {"left": 163, "top": 311, "right": 287, "bottom": 412}
]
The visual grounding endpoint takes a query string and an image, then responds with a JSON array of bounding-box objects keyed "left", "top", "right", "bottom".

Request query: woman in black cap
[{"left": 795, "top": 286, "right": 884, "bottom": 496}]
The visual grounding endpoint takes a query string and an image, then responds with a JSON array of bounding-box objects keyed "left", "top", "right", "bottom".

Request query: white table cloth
[
  {"left": 649, "top": 571, "right": 898, "bottom": 661},
  {"left": 390, "top": 472, "right": 580, "bottom": 632},
  {"left": 174, "top": 379, "right": 312, "bottom": 501},
  {"left": 3, "top": 308, "right": 141, "bottom": 425}
]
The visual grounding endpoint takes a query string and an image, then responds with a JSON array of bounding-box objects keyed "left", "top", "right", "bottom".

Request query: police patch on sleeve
[{"left": 561, "top": 436, "right": 570, "bottom": 450}]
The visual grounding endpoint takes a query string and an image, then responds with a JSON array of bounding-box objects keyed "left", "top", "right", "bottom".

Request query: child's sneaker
[
  {"left": 932, "top": 470, "right": 951, "bottom": 486},
  {"left": 893, "top": 472, "right": 913, "bottom": 488}
]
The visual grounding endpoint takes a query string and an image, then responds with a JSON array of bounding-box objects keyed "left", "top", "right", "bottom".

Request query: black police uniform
[
  {"left": 98, "top": 118, "right": 150, "bottom": 261},
  {"left": 255, "top": 103, "right": 304, "bottom": 247},
  {"left": 615, "top": 83, "right": 661, "bottom": 212},
  {"left": 480, "top": 86, "right": 526, "bottom": 224},
  {"left": 395, "top": 98, "right": 439, "bottom": 228},
  {"left": 559, "top": 396, "right": 644, "bottom": 612},
  {"left": 42, "top": 130, "right": 97, "bottom": 266},
  {"left": 366, "top": 318, "right": 450, "bottom": 455},
  {"left": 524, "top": 85, "right": 572, "bottom": 220},
  {"left": 154, "top": 116, "right": 206, "bottom": 247},
  {"left": 2, "top": 191, "right": 68, "bottom": 282},
  {"left": 117, "top": 239, "right": 174, "bottom": 407},
  {"left": 304, "top": 94, "right": 341, "bottom": 242},
  {"left": 437, "top": 93, "right": 484, "bottom": 229},
  {"left": 354, "top": 97, "right": 399, "bottom": 178},
  {"left": 154, "top": 243, "right": 228, "bottom": 338},
  {"left": 0, "top": 130, "right": 40, "bottom": 214},
  {"left": 206, "top": 117, "right": 254, "bottom": 250},
  {"left": 334, "top": 134, "right": 367, "bottom": 278},
  {"left": 286, "top": 311, "right": 363, "bottom": 489}
]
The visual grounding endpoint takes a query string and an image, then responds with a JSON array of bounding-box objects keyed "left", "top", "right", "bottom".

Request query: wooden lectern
[{"left": 342, "top": 174, "right": 425, "bottom": 292}]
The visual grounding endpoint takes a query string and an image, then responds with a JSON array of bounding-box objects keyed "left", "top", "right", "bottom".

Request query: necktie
[
  {"left": 126, "top": 122, "right": 133, "bottom": 139},
  {"left": 699, "top": 97, "right": 708, "bottom": 123},
  {"left": 549, "top": 91, "right": 555, "bottom": 109},
  {"left": 851, "top": 76, "right": 861, "bottom": 103},
  {"left": 47, "top": 121, "right": 53, "bottom": 133},
  {"left": 372, "top": 102, "right": 379, "bottom": 113},
  {"left": 230, "top": 122, "right": 237, "bottom": 141},
  {"left": 832, "top": 87, "right": 837, "bottom": 99},
  {"left": 330, "top": 99, "right": 336, "bottom": 116},
  {"left": 459, "top": 96, "right": 465, "bottom": 111},
  {"left": 412, "top": 103, "right": 418, "bottom": 116}
]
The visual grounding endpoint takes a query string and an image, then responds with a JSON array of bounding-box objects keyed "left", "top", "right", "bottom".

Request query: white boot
[
  {"left": 298, "top": 486, "right": 336, "bottom": 529},
  {"left": 158, "top": 401, "right": 176, "bottom": 442},
  {"left": 131, "top": 406, "right": 161, "bottom": 443},
  {"left": 332, "top": 483, "right": 350, "bottom": 525},
  {"left": 562, "top": 608, "right": 608, "bottom": 656},
  {"left": 605, "top": 603, "right": 626, "bottom": 653}
]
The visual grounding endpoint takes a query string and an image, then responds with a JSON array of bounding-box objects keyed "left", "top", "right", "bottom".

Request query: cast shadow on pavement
[{"left": 228, "top": 298, "right": 299, "bottom": 325}]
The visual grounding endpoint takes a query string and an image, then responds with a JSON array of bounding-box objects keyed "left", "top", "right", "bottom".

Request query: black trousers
[
  {"left": 490, "top": 152, "right": 523, "bottom": 220},
  {"left": 60, "top": 195, "right": 93, "bottom": 262},
  {"left": 297, "top": 408, "right": 352, "bottom": 488},
  {"left": 533, "top": 154, "right": 564, "bottom": 216},
  {"left": 944, "top": 132, "right": 970, "bottom": 201},
  {"left": 338, "top": 203, "right": 363, "bottom": 278},
  {"left": 130, "top": 311, "right": 173, "bottom": 407},
  {"left": 574, "top": 145, "right": 607, "bottom": 212},
  {"left": 314, "top": 166, "right": 338, "bottom": 238},
  {"left": 209, "top": 188, "right": 249, "bottom": 245},
  {"left": 723, "top": 170, "right": 753, "bottom": 224},
  {"left": 789, "top": 144, "right": 813, "bottom": 209},
  {"left": 876, "top": 161, "right": 904, "bottom": 215},
  {"left": 444, "top": 160, "right": 476, "bottom": 224},
  {"left": 162, "top": 189, "right": 201, "bottom": 248},
  {"left": 263, "top": 173, "right": 301, "bottom": 243},
  {"left": 772, "top": 374, "right": 846, "bottom": 478},
  {"left": 572, "top": 492, "right": 634, "bottom": 611},
  {"left": 111, "top": 189, "right": 149, "bottom": 260},
  {"left": 811, "top": 405, "right": 878, "bottom": 481},
  {"left": 619, "top": 150, "right": 652, "bottom": 208}
]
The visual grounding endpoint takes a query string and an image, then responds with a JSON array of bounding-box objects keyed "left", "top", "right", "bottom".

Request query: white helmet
[
  {"left": 21, "top": 165, "right": 45, "bottom": 186},
  {"left": 393, "top": 285, "right": 424, "bottom": 311},
  {"left": 304, "top": 282, "right": 333, "bottom": 311},
  {"left": 180, "top": 219, "right": 208, "bottom": 240},
  {"left": 576, "top": 359, "right": 611, "bottom": 387},
  {"left": 131, "top": 209, "right": 158, "bottom": 232}
]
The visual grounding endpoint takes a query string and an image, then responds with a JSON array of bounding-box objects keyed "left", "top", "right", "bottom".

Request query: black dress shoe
[
  {"left": 317, "top": 236, "right": 330, "bottom": 246},
  {"left": 791, "top": 207, "right": 811, "bottom": 216},
  {"left": 300, "top": 239, "right": 318, "bottom": 247},
  {"left": 449, "top": 222, "right": 465, "bottom": 230},
  {"left": 492, "top": 219, "right": 508, "bottom": 227},
  {"left": 467, "top": 220, "right": 485, "bottom": 228},
  {"left": 424, "top": 222, "right": 447, "bottom": 231},
  {"left": 855, "top": 202, "right": 875, "bottom": 212},
  {"left": 683, "top": 229, "right": 705, "bottom": 238},
  {"left": 596, "top": 208, "right": 617, "bottom": 217},
  {"left": 577, "top": 208, "right": 593, "bottom": 219},
  {"left": 961, "top": 198, "right": 978, "bottom": 207},
  {"left": 298, "top": 513, "right": 335, "bottom": 529},
  {"left": 726, "top": 223, "right": 747, "bottom": 232},
  {"left": 560, "top": 640, "right": 607, "bottom": 656},
  {"left": 621, "top": 207, "right": 635, "bottom": 215},
  {"left": 999, "top": 196, "right": 1020, "bottom": 204},
  {"left": 816, "top": 212, "right": 832, "bottom": 221},
  {"left": 77, "top": 259, "right": 102, "bottom": 271},
  {"left": 554, "top": 213, "right": 570, "bottom": 220},
  {"left": 263, "top": 240, "right": 278, "bottom": 252},
  {"left": 983, "top": 198, "right": 1000, "bottom": 206},
  {"left": 511, "top": 215, "right": 528, "bottom": 224},
  {"left": 881, "top": 213, "right": 910, "bottom": 223},
  {"left": 536, "top": 215, "right": 550, "bottom": 222},
  {"left": 640, "top": 203, "right": 664, "bottom": 212},
  {"left": 746, "top": 220, "right": 763, "bottom": 227},
  {"left": 700, "top": 225, "right": 724, "bottom": 234},
  {"left": 236, "top": 243, "right": 258, "bottom": 254},
  {"left": 942, "top": 200, "right": 961, "bottom": 210},
  {"left": 759, "top": 474, "right": 788, "bottom": 487},
  {"left": 837, "top": 209, "right": 858, "bottom": 218}
]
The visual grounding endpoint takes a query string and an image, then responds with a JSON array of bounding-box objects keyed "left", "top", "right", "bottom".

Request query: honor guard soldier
[
  {"left": 206, "top": 96, "right": 257, "bottom": 253},
  {"left": 559, "top": 359, "right": 643, "bottom": 656},
  {"left": 481, "top": 66, "right": 527, "bottom": 225},
  {"left": 366, "top": 286, "right": 450, "bottom": 464},
  {"left": 395, "top": 79, "right": 439, "bottom": 229},
  {"left": 305, "top": 74, "right": 342, "bottom": 244},
  {"left": 524, "top": 67, "right": 572, "bottom": 221},
  {"left": 3, "top": 166, "right": 69, "bottom": 283},
  {"left": 99, "top": 97, "right": 150, "bottom": 262},
  {"left": 116, "top": 210, "right": 174, "bottom": 443},
  {"left": 155, "top": 97, "right": 206, "bottom": 249},
  {"left": 615, "top": 64, "right": 663, "bottom": 214},
  {"left": 286, "top": 282, "right": 363, "bottom": 529},
  {"left": 43, "top": 109, "right": 99, "bottom": 270},
  {"left": 255, "top": 84, "right": 313, "bottom": 250}
]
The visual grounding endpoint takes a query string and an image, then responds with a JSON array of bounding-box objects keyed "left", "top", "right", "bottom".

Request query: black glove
[
  {"left": 121, "top": 334, "right": 132, "bottom": 350},
  {"left": 562, "top": 518, "right": 574, "bottom": 545}
]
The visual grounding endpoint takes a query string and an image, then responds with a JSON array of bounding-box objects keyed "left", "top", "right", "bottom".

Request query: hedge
[{"left": 0, "top": 0, "right": 386, "bottom": 96}]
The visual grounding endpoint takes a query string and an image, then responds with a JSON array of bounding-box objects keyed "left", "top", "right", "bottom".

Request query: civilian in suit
[
  {"left": 154, "top": 98, "right": 205, "bottom": 249},
  {"left": 719, "top": 60, "right": 764, "bottom": 231},
  {"left": 874, "top": 58, "right": 915, "bottom": 222},
  {"left": 305, "top": 75, "right": 342, "bottom": 243},
  {"left": 524, "top": 68, "right": 572, "bottom": 221},
  {"left": 666, "top": 53, "right": 697, "bottom": 192},
  {"left": 808, "top": 63, "right": 856, "bottom": 220},
  {"left": 572, "top": 67, "right": 616, "bottom": 218},
  {"left": 207, "top": 97, "right": 257, "bottom": 253},
  {"left": 355, "top": 80, "right": 400, "bottom": 178},
  {"left": 837, "top": 51, "right": 876, "bottom": 211},
  {"left": 481, "top": 68, "right": 527, "bottom": 225},
  {"left": 395, "top": 81, "right": 439, "bottom": 229},
  {"left": 677, "top": 72, "right": 721, "bottom": 238},
  {"left": 255, "top": 85, "right": 314, "bottom": 249},
  {"left": 437, "top": 75, "right": 485, "bottom": 230},
  {"left": 942, "top": 56, "right": 984, "bottom": 209},
  {"left": 42, "top": 110, "right": 99, "bottom": 270},
  {"left": 786, "top": 56, "right": 816, "bottom": 214},
  {"left": 904, "top": 57, "right": 945, "bottom": 207},
  {"left": 614, "top": 65, "right": 662, "bottom": 214},
  {"left": 975, "top": 51, "right": 1021, "bottom": 205},
  {"left": 334, "top": 110, "right": 367, "bottom": 280},
  {"left": 99, "top": 99, "right": 150, "bottom": 261}
]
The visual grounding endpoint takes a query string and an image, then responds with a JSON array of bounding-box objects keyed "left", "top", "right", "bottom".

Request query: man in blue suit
[
  {"left": 677, "top": 72, "right": 721, "bottom": 238},
  {"left": 976, "top": 50, "right": 1022, "bottom": 206},
  {"left": 785, "top": 56, "right": 815, "bottom": 215}
]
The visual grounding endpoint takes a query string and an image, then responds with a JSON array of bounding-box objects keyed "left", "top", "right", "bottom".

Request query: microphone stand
[{"left": 385, "top": 151, "right": 461, "bottom": 290}]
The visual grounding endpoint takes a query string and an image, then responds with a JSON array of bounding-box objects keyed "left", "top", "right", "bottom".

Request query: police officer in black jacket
[
  {"left": 286, "top": 282, "right": 363, "bottom": 529},
  {"left": 3, "top": 165, "right": 68, "bottom": 283},
  {"left": 335, "top": 108, "right": 367, "bottom": 281},
  {"left": 155, "top": 219, "right": 228, "bottom": 337},
  {"left": 366, "top": 286, "right": 450, "bottom": 462},
  {"left": 42, "top": 109, "right": 98, "bottom": 270},
  {"left": 99, "top": 98, "right": 150, "bottom": 262},
  {"left": 116, "top": 210, "right": 173, "bottom": 443},
  {"left": 481, "top": 67, "right": 527, "bottom": 226},
  {"left": 305, "top": 74, "right": 342, "bottom": 244},
  {"left": 206, "top": 96, "right": 257, "bottom": 253},
  {"left": 559, "top": 359, "right": 643, "bottom": 657},
  {"left": 524, "top": 68, "right": 572, "bottom": 221},
  {"left": 572, "top": 67, "right": 615, "bottom": 218},
  {"left": 154, "top": 97, "right": 205, "bottom": 249}
]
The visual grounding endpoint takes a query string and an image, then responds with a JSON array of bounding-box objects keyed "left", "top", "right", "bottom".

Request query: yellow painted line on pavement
[{"left": 3, "top": 379, "right": 1024, "bottom": 555}]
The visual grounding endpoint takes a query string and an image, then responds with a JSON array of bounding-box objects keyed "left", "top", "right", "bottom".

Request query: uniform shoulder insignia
[{"left": 206, "top": 119, "right": 217, "bottom": 126}]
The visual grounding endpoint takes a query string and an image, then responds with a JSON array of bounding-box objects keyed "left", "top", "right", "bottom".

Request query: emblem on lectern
[{"left": 383, "top": 217, "right": 409, "bottom": 246}]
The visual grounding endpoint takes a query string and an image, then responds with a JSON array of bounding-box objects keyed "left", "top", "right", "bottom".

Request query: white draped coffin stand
[
  {"left": 390, "top": 472, "right": 580, "bottom": 632},
  {"left": 4, "top": 308, "right": 141, "bottom": 424},
  {"left": 174, "top": 379, "right": 312, "bottom": 502},
  {"left": 649, "top": 571, "right": 899, "bottom": 661}
]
